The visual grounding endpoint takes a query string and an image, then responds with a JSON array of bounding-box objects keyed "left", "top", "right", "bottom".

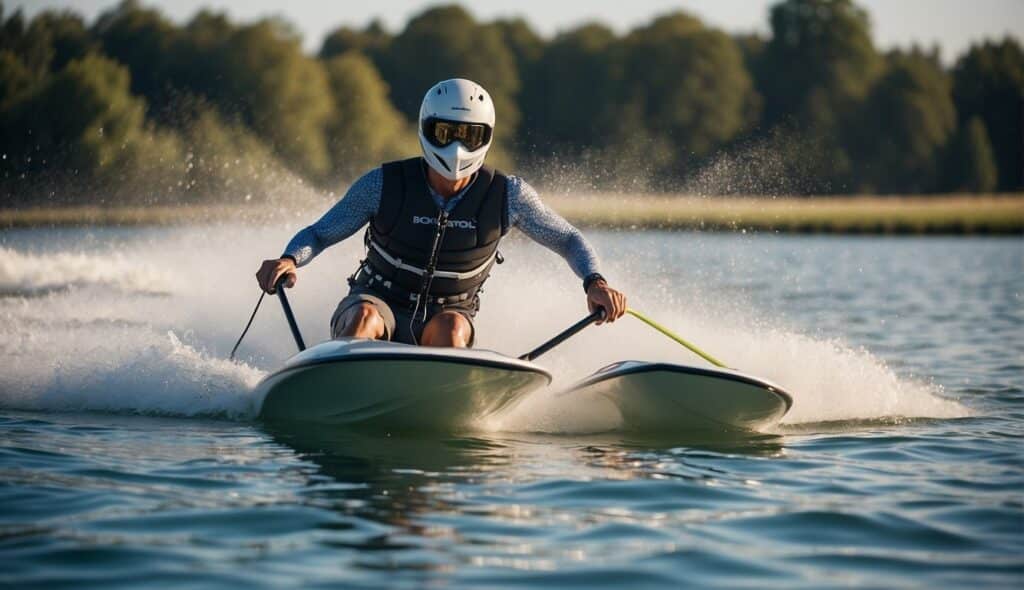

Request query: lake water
[{"left": 1, "top": 223, "right": 1021, "bottom": 588}]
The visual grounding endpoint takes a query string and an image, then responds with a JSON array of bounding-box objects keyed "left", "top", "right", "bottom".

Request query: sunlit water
[{"left": 1, "top": 223, "right": 1021, "bottom": 588}]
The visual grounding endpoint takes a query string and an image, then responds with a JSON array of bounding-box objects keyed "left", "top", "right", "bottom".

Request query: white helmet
[{"left": 418, "top": 78, "right": 495, "bottom": 180}]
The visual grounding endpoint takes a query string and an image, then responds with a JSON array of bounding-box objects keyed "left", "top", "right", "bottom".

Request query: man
[{"left": 256, "top": 78, "right": 626, "bottom": 347}]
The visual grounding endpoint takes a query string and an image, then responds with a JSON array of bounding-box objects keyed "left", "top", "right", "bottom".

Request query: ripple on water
[{"left": 1, "top": 232, "right": 1022, "bottom": 589}]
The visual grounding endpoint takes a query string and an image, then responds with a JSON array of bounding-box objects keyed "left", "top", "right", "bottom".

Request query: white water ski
[
  {"left": 560, "top": 361, "right": 793, "bottom": 433},
  {"left": 256, "top": 339, "right": 551, "bottom": 430}
]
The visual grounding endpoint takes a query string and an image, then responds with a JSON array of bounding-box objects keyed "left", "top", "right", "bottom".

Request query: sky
[{"left": 9, "top": 0, "right": 1024, "bottom": 64}]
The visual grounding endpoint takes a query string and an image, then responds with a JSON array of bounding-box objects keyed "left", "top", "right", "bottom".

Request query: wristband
[{"left": 583, "top": 273, "right": 606, "bottom": 293}]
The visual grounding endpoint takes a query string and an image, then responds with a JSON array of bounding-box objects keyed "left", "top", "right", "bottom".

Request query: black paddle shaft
[
  {"left": 275, "top": 275, "right": 306, "bottom": 352},
  {"left": 519, "top": 308, "right": 606, "bottom": 361}
]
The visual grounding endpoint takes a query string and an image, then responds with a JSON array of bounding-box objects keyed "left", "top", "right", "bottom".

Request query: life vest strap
[
  {"left": 368, "top": 239, "right": 497, "bottom": 281},
  {"left": 352, "top": 263, "right": 476, "bottom": 306}
]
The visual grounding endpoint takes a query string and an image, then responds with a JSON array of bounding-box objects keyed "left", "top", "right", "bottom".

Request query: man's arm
[
  {"left": 507, "top": 175, "right": 600, "bottom": 278},
  {"left": 282, "top": 167, "right": 383, "bottom": 265},
  {"left": 256, "top": 168, "right": 382, "bottom": 293},
  {"left": 507, "top": 176, "right": 627, "bottom": 322}
]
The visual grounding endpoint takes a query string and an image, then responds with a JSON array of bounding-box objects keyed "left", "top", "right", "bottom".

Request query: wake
[{"left": 0, "top": 226, "right": 968, "bottom": 428}]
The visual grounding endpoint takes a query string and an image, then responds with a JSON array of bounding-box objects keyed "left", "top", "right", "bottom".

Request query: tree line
[{"left": 0, "top": 0, "right": 1021, "bottom": 205}]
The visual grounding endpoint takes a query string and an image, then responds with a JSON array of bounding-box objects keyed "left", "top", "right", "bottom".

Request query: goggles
[{"left": 422, "top": 118, "right": 492, "bottom": 152}]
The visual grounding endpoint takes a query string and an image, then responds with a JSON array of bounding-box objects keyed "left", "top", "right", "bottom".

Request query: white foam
[
  {"left": 0, "top": 327, "right": 263, "bottom": 419},
  {"left": 485, "top": 290, "right": 967, "bottom": 433},
  {"left": 478, "top": 240, "right": 968, "bottom": 432},
  {"left": 0, "top": 246, "right": 174, "bottom": 296},
  {"left": 0, "top": 225, "right": 968, "bottom": 427}
]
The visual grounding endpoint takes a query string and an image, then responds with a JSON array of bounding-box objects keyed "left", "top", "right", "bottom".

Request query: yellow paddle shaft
[{"left": 626, "top": 308, "right": 729, "bottom": 369}]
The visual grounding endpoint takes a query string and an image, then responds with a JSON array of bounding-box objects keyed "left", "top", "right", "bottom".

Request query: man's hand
[
  {"left": 587, "top": 280, "right": 627, "bottom": 324},
  {"left": 256, "top": 258, "right": 297, "bottom": 294}
]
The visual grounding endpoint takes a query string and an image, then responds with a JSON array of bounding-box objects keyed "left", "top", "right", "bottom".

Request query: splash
[
  {"left": 484, "top": 267, "right": 967, "bottom": 433},
  {"left": 0, "top": 246, "right": 174, "bottom": 296},
  {"left": 0, "top": 233, "right": 268, "bottom": 419},
  {"left": 0, "top": 224, "right": 968, "bottom": 427},
  {"left": 680, "top": 130, "right": 826, "bottom": 197},
  {"left": 0, "top": 325, "right": 263, "bottom": 419}
]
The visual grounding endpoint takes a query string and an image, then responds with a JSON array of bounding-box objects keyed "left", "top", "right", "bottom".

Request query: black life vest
[{"left": 360, "top": 157, "right": 509, "bottom": 302}]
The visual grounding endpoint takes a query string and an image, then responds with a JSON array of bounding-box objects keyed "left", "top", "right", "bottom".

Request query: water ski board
[
  {"left": 561, "top": 361, "right": 793, "bottom": 432},
  {"left": 256, "top": 338, "right": 550, "bottom": 430}
]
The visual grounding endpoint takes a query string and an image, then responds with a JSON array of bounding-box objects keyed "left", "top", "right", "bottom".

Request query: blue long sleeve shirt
[{"left": 282, "top": 167, "right": 601, "bottom": 280}]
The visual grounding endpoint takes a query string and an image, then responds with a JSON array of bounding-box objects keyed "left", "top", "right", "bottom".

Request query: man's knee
[
  {"left": 350, "top": 303, "right": 381, "bottom": 324},
  {"left": 435, "top": 311, "right": 471, "bottom": 334},
  {"left": 422, "top": 311, "right": 471, "bottom": 346},
  {"left": 337, "top": 303, "right": 385, "bottom": 339}
]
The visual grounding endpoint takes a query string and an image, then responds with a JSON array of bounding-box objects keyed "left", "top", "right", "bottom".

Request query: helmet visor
[{"left": 423, "top": 118, "right": 492, "bottom": 152}]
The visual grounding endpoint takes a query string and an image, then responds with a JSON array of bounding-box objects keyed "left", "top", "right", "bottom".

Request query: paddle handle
[
  {"left": 519, "top": 308, "right": 605, "bottom": 361},
  {"left": 275, "top": 276, "right": 306, "bottom": 352}
]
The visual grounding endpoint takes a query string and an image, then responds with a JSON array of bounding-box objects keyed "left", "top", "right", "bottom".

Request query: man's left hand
[{"left": 587, "top": 280, "right": 627, "bottom": 324}]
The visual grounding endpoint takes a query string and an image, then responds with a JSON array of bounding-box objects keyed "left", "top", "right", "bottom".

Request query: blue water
[{"left": 1, "top": 226, "right": 1021, "bottom": 588}]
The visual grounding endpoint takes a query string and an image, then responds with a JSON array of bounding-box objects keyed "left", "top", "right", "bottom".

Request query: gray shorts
[{"left": 330, "top": 286, "right": 477, "bottom": 346}]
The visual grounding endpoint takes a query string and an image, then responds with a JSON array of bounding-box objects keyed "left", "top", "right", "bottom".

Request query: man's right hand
[{"left": 256, "top": 257, "right": 297, "bottom": 294}]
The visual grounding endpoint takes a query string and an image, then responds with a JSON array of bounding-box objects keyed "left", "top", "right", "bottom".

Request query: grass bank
[
  {"left": 0, "top": 204, "right": 256, "bottom": 227},
  {"left": 1, "top": 195, "right": 1021, "bottom": 235},
  {"left": 545, "top": 194, "right": 1024, "bottom": 235}
]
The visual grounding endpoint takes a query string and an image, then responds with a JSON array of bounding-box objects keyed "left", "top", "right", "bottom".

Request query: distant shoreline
[
  {"left": 545, "top": 195, "right": 1024, "bottom": 235},
  {"left": 1, "top": 195, "right": 1022, "bottom": 235}
]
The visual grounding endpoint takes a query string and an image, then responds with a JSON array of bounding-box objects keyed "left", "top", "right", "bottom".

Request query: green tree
[
  {"left": 212, "top": 20, "right": 335, "bottom": 179},
  {"left": 1, "top": 6, "right": 54, "bottom": 74},
  {"left": 0, "top": 8, "right": 95, "bottom": 108},
  {"left": 181, "top": 9, "right": 234, "bottom": 47},
  {"left": 952, "top": 38, "right": 1024, "bottom": 190},
  {"left": 319, "top": 20, "right": 391, "bottom": 60},
  {"left": 27, "top": 10, "right": 94, "bottom": 72},
  {"left": 159, "top": 10, "right": 335, "bottom": 178},
  {"left": 0, "top": 50, "right": 33, "bottom": 108},
  {"left": 489, "top": 17, "right": 543, "bottom": 91},
  {"left": 2, "top": 52, "right": 148, "bottom": 175},
  {"left": 175, "top": 100, "right": 289, "bottom": 202},
  {"left": 322, "top": 51, "right": 415, "bottom": 182},
  {"left": 618, "top": 13, "right": 758, "bottom": 176},
  {"left": 734, "top": 33, "right": 767, "bottom": 82},
  {"left": 93, "top": 0, "right": 179, "bottom": 109},
  {"left": 489, "top": 17, "right": 542, "bottom": 158},
  {"left": 944, "top": 116, "right": 998, "bottom": 193},
  {"left": 519, "top": 23, "right": 617, "bottom": 153},
  {"left": 760, "top": 0, "right": 881, "bottom": 128},
  {"left": 169, "top": 10, "right": 236, "bottom": 105},
  {"left": 0, "top": 52, "right": 182, "bottom": 202},
  {"left": 756, "top": 0, "right": 883, "bottom": 192},
  {"left": 853, "top": 51, "right": 956, "bottom": 193}
]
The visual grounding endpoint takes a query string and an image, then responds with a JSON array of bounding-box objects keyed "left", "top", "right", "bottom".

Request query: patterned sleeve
[
  {"left": 281, "top": 167, "right": 383, "bottom": 267},
  {"left": 506, "top": 175, "right": 601, "bottom": 280}
]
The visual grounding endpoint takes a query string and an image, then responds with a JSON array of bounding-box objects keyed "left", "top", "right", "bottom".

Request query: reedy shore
[{"left": 1, "top": 195, "right": 1021, "bottom": 235}]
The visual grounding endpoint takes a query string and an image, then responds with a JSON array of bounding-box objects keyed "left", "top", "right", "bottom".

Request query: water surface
[{"left": 1, "top": 226, "right": 1021, "bottom": 588}]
